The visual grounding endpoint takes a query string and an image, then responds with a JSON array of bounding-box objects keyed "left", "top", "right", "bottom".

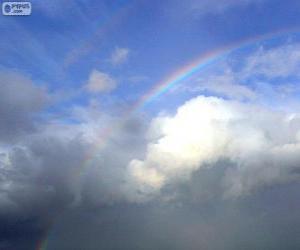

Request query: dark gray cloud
[
  {"left": 0, "top": 71, "right": 47, "bottom": 142},
  {"left": 0, "top": 85, "right": 148, "bottom": 248},
  {"left": 0, "top": 70, "right": 299, "bottom": 250},
  {"left": 45, "top": 180, "right": 300, "bottom": 250},
  {"left": 0, "top": 133, "right": 89, "bottom": 249}
]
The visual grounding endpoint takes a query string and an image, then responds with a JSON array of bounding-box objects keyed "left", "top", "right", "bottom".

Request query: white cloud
[
  {"left": 110, "top": 47, "right": 129, "bottom": 65},
  {"left": 80, "top": 42, "right": 300, "bottom": 202},
  {"left": 85, "top": 70, "right": 117, "bottom": 93},
  {"left": 4, "top": 41, "right": 300, "bottom": 208},
  {"left": 124, "top": 96, "right": 300, "bottom": 201},
  {"left": 1, "top": 76, "right": 300, "bottom": 207},
  {"left": 173, "top": 42, "right": 300, "bottom": 112},
  {"left": 195, "top": 72, "right": 257, "bottom": 100},
  {"left": 242, "top": 44, "right": 300, "bottom": 79}
]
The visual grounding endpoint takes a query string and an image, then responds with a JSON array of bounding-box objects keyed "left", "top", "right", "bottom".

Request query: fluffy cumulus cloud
[
  {"left": 0, "top": 72, "right": 92, "bottom": 248},
  {"left": 0, "top": 75, "right": 148, "bottom": 248},
  {"left": 85, "top": 69, "right": 117, "bottom": 93},
  {"left": 125, "top": 96, "right": 300, "bottom": 201},
  {"left": 110, "top": 47, "right": 130, "bottom": 65},
  {"left": 1, "top": 42, "right": 300, "bottom": 249}
]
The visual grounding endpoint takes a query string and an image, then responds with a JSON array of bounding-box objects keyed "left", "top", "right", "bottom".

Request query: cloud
[
  {"left": 0, "top": 118, "right": 91, "bottom": 248},
  {"left": 125, "top": 96, "right": 300, "bottom": 201},
  {"left": 0, "top": 90, "right": 149, "bottom": 247},
  {"left": 242, "top": 43, "right": 300, "bottom": 79},
  {"left": 2, "top": 43, "right": 300, "bottom": 208},
  {"left": 173, "top": 42, "right": 300, "bottom": 111},
  {"left": 0, "top": 71, "right": 47, "bottom": 142},
  {"left": 110, "top": 47, "right": 130, "bottom": 65},
  {"left": 195, "top": 72, "right": 257, "bottom": 100},
  {"left": 2, "top": 42, "right": 300, "bottom": 248},
  {"left": 85, "top": 70, "right": 117, "bottom": 93},
  {"left": 45, "top": 181, "right": 300, "bottom": 250},
  {"left": 0, "top": 83, "right": 299, "bottom": 248}
]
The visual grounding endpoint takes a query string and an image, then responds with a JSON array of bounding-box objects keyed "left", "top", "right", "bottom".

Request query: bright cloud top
[{"left": 125, "top": 96, "right": 300, "bottom": 201}]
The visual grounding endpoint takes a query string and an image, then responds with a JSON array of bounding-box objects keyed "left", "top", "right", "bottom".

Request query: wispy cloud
[
  {"left": 195, "top": 72, "right": 257, "bottom": 100},
  {"left": 85, "top": 70, "right": 117, "bottom": 93},
  {"left": 110, "top": 47, "right": 130, "bottom": 65},
  {"left": 242, "top": 43, "right": 300, "bottom": 78},
  {"left": 172, "top": 42, "right": 300, "bottom": 111}
]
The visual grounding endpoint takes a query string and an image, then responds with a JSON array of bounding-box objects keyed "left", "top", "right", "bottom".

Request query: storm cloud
[
  {"left": 0, "top": 71, "right": 47, "bottom": 142},
  {"left": 1, "top": 43, "right": 300, "bottom": 249}
]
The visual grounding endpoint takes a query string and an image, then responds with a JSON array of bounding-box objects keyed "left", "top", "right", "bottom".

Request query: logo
[
  {"left": 4, "top": 3, "right": 11, "bottom": 13},
  {"left": 2, "top": 2, "right": 31, "bottom": 16}
]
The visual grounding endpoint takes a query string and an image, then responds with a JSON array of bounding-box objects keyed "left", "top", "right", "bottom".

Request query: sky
[{"left": 0, "top": 0, "right": 300, "bottom": 249}]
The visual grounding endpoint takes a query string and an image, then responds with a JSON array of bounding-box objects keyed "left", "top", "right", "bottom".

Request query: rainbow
[
  {"left": 36, "top": 240, "right": 47, "bottom": 250},
  {"left": 36, "top": 27, "right": 299, "bottom": 249},
  {"left": 131, "top": 27, "right": 300, "bottom": 112}
]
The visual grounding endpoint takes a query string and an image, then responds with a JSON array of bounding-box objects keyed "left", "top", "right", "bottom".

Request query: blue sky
[{"left": 1, "top": 0, "right": 300, "bottom": 114}]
